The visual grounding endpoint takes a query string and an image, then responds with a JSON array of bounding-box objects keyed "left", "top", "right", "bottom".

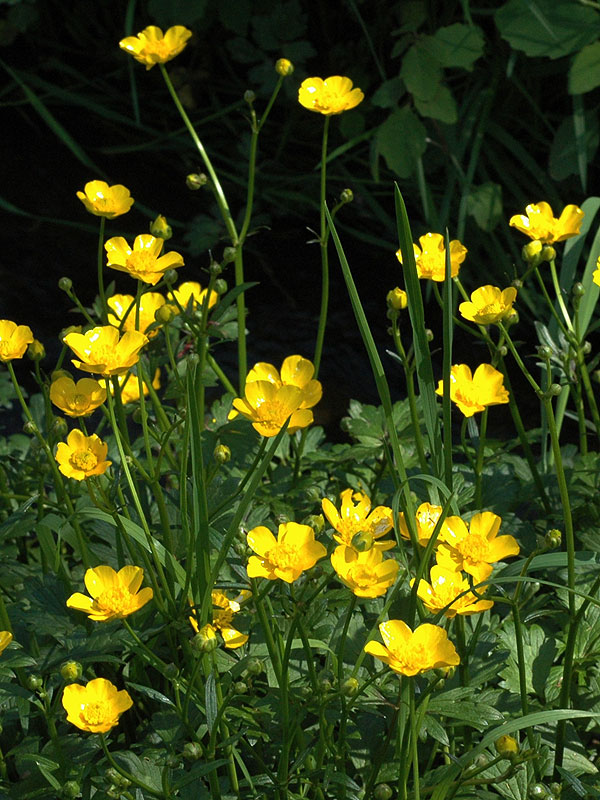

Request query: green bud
[
  {"left": 23, "top": 420, "right": 38, "bottom": 436},
  {"left": 209, "top": 261, "right": 223, "bottom": 277},
  {"left": 512, "top": 279, "right": 523, "bottom": 289},
  {"left": 244, "top": 89, "right": 256, "bottom": 105},
  {"left": 222, "top": 246, "right": 237, "bottom": 264},
  {"left": 246, "top": 658, "right": 263, "bottom": 676},
  {"left": 163, "top": 269, "right": 178, "bottom": 285},
  {"left": 341, "top": 677, "right": 359, "bottom": 697},
  {"left": 340, "top": 188, "right": 354, "bottom": 204},
  {"left": 572, "top": 282, "right": 585, "bottom": 298},
  {"left": 548, "top": 784, "right": 561, "bottom": 796},
  {"left": 214, "top": 444, "right": 231, "bottom": 464},
  {"left": 581, "top": 340, "right": 592, "bottom": 355},
  {"left": 522, "top": 241, "right": 543, "bottom": 265},
  {"left": 183, "top": 742, "right": 203, "bottom": 761},
  {"left": 27, "top": 339, "right": 45, "bottom": 361},
  {"left": 214, "top": 279, "right": 228, "bottom": 295},
  {"left": 541, "top": 245, "right": 556, "bottom": 263},
  {"left": 186, "top": 173, "right": 207, "bottom": 190},
  {"left": 374, "top": 784, "right": 393, "bottom": 800},
  {"left": 234, "top": 680, "right": 248, "bottom": 694},
  {"left": 51, "top": 417, "right": 69, "bottom": 439},
  {"left": 545, "top": 529, "right": 561, "bottom": 549},
  {"left": 191, "top": 625, "right": 218, "bottom": 654},
  {"left": 496, "top": 345, "right": 508, "bottom": 357},
  {"left": 304, "top": 514, "right": 325, "bottom": 535},
  {"left": 351, "top": 530, "right": 374, "bottom": 552},
  {"left": 149, "top": 214, "right": 172, "bottom": 240},
  {"left": 425, "top": 329, "right": 434, "bottom": 342},
  {"left": 155, "top": 304, "right": 175, "bottom": 324},
  {"left": 61, "top": 781, "right": 81, "bottom": 799},
  {"left": 105, "top": 768, "right": 120, "bottom": 784},
  {"left": 549, "top": 383, "right": 562, "bottom": 396},
  {"left": 537, "top": 345, "right": 553, "bottom": 360},
  {"left": 275, "top": 58, "right": 294, "bottom": 76},
  {"left": 305, "top": 754, "right": 317, "bottom": 771},
  {"left": 529, "top": 785, "right": 549, "bottom": 799},
  {"left": 60, "top": 660, "right": 83, "bottom": 682},
  {"left": 26, "top": 674, "right": 43, "bottom": 691},
  {"left": 163, "top": 663, "right": 179, "bottom": 679},
  {"left": 58, "top": 277, "right": 73, "bottom": 292}
]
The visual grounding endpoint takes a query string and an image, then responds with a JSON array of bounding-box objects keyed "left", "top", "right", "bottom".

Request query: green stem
[
  {"left": 392, "top": 319, "right": 428, "bottom": 473},
  {"left": 100, "top": 735, "right": 168, "bottom": 798},
  {"left": 97, "top": 216, "right": 107, "bottom": 323},
  {"left": 313, "top": 115, "right": 331, "bottom": 378},
  {"left": 474, "top": 407, "right": 488, "bottom": 509},
  {"left": 548, "top": 258, "right": 574, "bottom": 332},
  {"left": 409, "top": 681, "right": 421, "bottom": 800}
]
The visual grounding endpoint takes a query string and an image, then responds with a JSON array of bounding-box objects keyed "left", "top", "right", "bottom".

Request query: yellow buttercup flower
[
  {"left": 0, "top": 631, "right": 13, "bottom": 656},
  {"left": 76, "top": 180, "right": 134, "bottom": 219},
  {"left": 364, "top": 620, "right": 460, "bottom": 677},
  {"left": 247, "top": 522, "right": 327, "bottom": 583},
  {"left": 62, "top": 678, "right": 133, "bottom": 734},
  {"left": 107, "top": 293, "right": 166, "bottom": 337},
  {"left": 66, "top": 565, "right": 153, "bottom": 621},
  {"left": 322, "top": 489, "right": 394, "bottom": 552},
  {"left": 100, "top": 369, "right": 161, "bottom": 405},
  {"left": 387, "top": 287, "right": 408, "bottom": 311},
  {"left": 189, "top": 590, "right": 251, "bottom": 649},
  {"left": 168, "top": 281, "right": 218, "bottom": 313},
  {"left": 50, "top": 376, "right": 106, "bottom": 418},
  {"left": 0, "top": 320, "right": 34, "bottom": 363},
  {"left": 55, "top": 429, "right": 111, "bottom": 481},
  {"left": 331, "top": 545, "right": 399, "bottom": 598},
  {"left": 436, "top": 363, "right": 509, "bottom": 418},
  {"left": 246, "top": 355, "right": 322, "bottom": 409},
  {"left": 459, "top": 286, "right": 517, "bottom": 325},
  {"left": 298, "top": 76, "right": 364, "bottom": 115},
  {"left": 592, "top": 258, "right": 600, "bottom": 289},
  {"left": 509, "top": 201, "right": 584, "bottom": 244},
  {"left": 119, "top": 25, "right": 192, "bottom": 70},
  {"left": 63, "top": 326, "right": 148, "bottom": 377},
  {"left": 411, "top": 565, "right": 494, "bottom": 617},
  {"left": 231, "top": 381, "right": 314, "bottom": 437},
  {"left": 396, "top": 233, "right": 467, "bottom": 282},
  {"left": 436, "top": 511, "right": 520, "bottom": 584},
  {"left": 398, "top": 502, "right": 445, "bottom": 546},
  {"left": 105, "top": 234, "right": 184, "bottom": 286}
]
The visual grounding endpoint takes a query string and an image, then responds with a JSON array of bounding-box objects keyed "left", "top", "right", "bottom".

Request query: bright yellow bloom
[
  {"left": 64, "top": 326, "right": 148, "bottom": 377},
  {"left": 76, "top": 180, "right": 134, "bottom": 219},
  {"left": 398, "top": 502, "right": 445, "bottom": 546},
  {"left": 0, "top": 631, "right": 12, "bottom": 656},
  {"left": 0, "top": 320, "right": 34, "bottom": 362},
  {"left": 364, "top": 621, "right": 460, "bottom": 677},
  {"left": 189, "top": 590, "right": 251, "bottom": 649},
  {"left": 459, "top": 286, "right": 517, "bottom": 325},
  {"left": 231, "top": 382, "right": 314, "bottom": 437},
  {"left": 411, "top": 565, "right": 494, "bottom": 617},
  {"left": 55, "top": 429, "right": 111, "bottom": 481},
  {"left": 509, "top": 202, "right": 584, "bottom": 244},
  {"left": 50, "top": 376, "right": 106, "bottom": 418},
  {"left": 119, "top": 25, "right": 192, "bottom": 70},
  {"left": 66, "top": 565, "right": 153, "bottom": 621},
  {"left": 168, "top": 281, "right": 218, "bottom": 313},
  {"left": 100, "top": 368, "right": 161, "bottom": 405},
  {"left": 62, "top": 678, "right": 133, "bottom": 734},
  {"left": 396, "top": 233, "right": 467, "bottom": 282},
  {"left": 247, "top": 522, "right": 327, "bottom": 583},
  {"left": 298, "top": 76, "right": 364, "bottom": 115},
  {"left": 322, "top": 489, "right": 394, "bottom": 552},
  {"left": 436, "top": 512, "right": 519, "bottom": 584},
  {"left": 107, "top": 293, "right": 166, "bottom": 337},
  {"left": 592, "top": 258, "right": 600, "bottom": 289},
  {"left": 436, "top": 363, "right": 509, "bottom": 417},
  {"left": 331, "top": 545, "right": 399, "bottom": 598},
  {"left": 105, "top": 234, "right": 184, "bottom": 286},
  {"left": 387, "top": 287, "right": 408, "bottom": 311},
  {"left": 246, "top": 355, "right": 322, "bottom": 409}
]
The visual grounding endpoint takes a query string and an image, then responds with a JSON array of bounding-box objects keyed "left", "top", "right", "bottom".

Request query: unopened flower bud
[
  {"left": 305, "top": 754, "right": 317, "bottom": 771},
  {"left": 163, "top": 269, "right": 178, "bottom": 285},
  {"left": 155, "top": 304, "right": 174, "bottom": 325},
  {"left": 51, "top": 369, "right": 72, "bottom": 382},
  {"left": 23, "top": 420, "right": 38, "bottom": 436},
  {"left": 192, "top": 624, "right": 218, "bottom": 654},
  {"left": 214, "top": 279, "right": 228, "bottom": 295},
  {"left": 541, "top": 245, "right": 556, "bottom": 263},
  {"left": 522, "top": 240, "right": 543, "bottom": 265},
  {"left": 275, "top": 58, "right": 294, "bottom": 76},
  {"left": 244, "top": 89, "right": 256, "bottom": 105},
  {"left": 61, "top": 781, "right": 81, "bottom": 799},
  {"left": 425, "top": 329, "right": 434, "bottom": 342},
  {"left": 60, "top": 660, "right": 83, "bottom": 682},
  {"left": 549, "top": 383, "right": 562, "bottom": 396},
  {"left": 351, "top": 530, "right": 374, "bottom": 552},
  {"left": 209, "top": 261, "right": 223, "bottom": 277},
  {"left": 183, "top": 742, "right": 202, "bottom": 761},
  {"left": 505, "top": 310, "right": 519, "bottom": 327},
  {"left": 581, "top": 340, "right": 592, "bottom": 355},
  {"left": 340, "top": 188, "right": 354, "bottom": 204},
  {"left": 149, "top": 214, "right": 172, "bottom": 240},
  {"left": 26, "top": 674, "right": 43, "bottom": 691},
  {"left": 222, "top": 246, "right": 237, "bottom": 264},
  {"left": 545, "top": 529, "right": 561, "bottom": 549},
  {"left": 186, "top": 173, "right": 207, "bottom": 190},
  {"left": 495, "top": 734, "right": 519, "bottom": 757},
  {"left": 163, "top": 663, "right": 179, "bottom": 679},
  {"left": 529, "top": 784, "right": 549, "bottom": 799},
  {"left": 304, "top": 514, "right": 324, "bottom": 535},
  {"left": 132, "top": 408, "right": 143, "bottom": 424},
  {"left": 496, "top": 345, "right": 508, "bottom": 357},
  {"left": 234, "top": 680, "right": 248, "bottom": 694},
  {"left": 548, "top": 784, "right": 561, "bottom": 796},
  {"left": 246, "top": 658, "right": 263, "bottom": 676},
  {"left": 512, "top": 279, "right": 523, "bottom": 289},
  {"left": 214, "top": 444, "right": 231, "bottom": 464},
  {"left": 373, "top": 784, "right": 393, "bottom": 800},
  {"left": 387, "top": 287, "right": 408, "bottom": 311},
  {"left": 27, "top": 340, "right": 45, "bottom": 361},
  {"left": 341, "top": 677, "right": 359, "bottom": 697},
  {"left": 58, "top": 277, "right": 73, "bottom": 292},
  {"left": 537, "top": 345, "right": 553, "bottom": 360},
  {"left": 572, "top": 282, "right": 585, "bottom": 298}
]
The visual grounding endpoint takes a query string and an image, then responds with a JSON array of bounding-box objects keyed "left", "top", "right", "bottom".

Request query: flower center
[
  {"left": 266, "top": 543, "right": 299, "bottom": 571},
  {"left": 393, "top": 641, "right": 428, "bottom": 674},
  {"left": 254, "top": 400, "right": 293, "bottom": 432},
  {"left": 145, "top": 39, "right": 171, "bottom": 60},
  {"left": 69, "top": 449, "right": 98, "bottom": 472},
  {"left": 457, "top": 533, "right": 488, "bottom": 564},
  {"left": 452, "top": 382, "right": 480, "bottom": 410},
  {"left": 71, "top": 393, "right": 91, "bottom": 413},
  {"left": 347, "top": 563, "right": 379, "bottom": 589},
  {"left": 213, "top": 608, "right": 234, "bottom": 629},
  {"left": 96, "top": 586, "right": 134, "bottom": 616},
  {"left": 82, "top": 700, "right": 110, "bottom": 726},
  {"left": 126, "top": 250, "right": 157, "bottom": 276},
  {"left": 478, "top": 301, "right": 504, "bottom": 317}
]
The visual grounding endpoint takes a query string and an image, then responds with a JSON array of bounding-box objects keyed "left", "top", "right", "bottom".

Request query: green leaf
[
  {"left": 427, "top": 23, "right": 485, "bottom": 70},
  {"left": 205, "top": 672, "right": 218, "bottom": 734},
  {"left": 377, "top": 108, "right": 427, "bottom": 178},
  {"left": 569, "top": 41, "right": 600, "bottom": 94},
  {"left": 498, "top": 622, "right": 558, "bottom": 700},
  {"left": 466, "top": 182, "right": 503, "bottom": 231},
  {"left": 413, "top": 83, "right": 457, "bottom": 123},
  {"left": 401, "top": 43, "right": 443, "bottom": 100},
  {"left": 371, "top": 77, "right": 405, "bottom": 108},
  {"left": 218, "top": 0, "right": 251, "bottom": 35},
  {"left": 549, "top": 112, "right": 599, "bottom": 181},
  {"left": 495, "top": 0, "right": 600, "bottom": 59}
]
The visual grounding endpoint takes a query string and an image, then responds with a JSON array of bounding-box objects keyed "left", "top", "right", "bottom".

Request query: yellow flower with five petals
[
  {"left": 62, "top": 677, "right": 133, "bottom": 734},
  {"left": 322, "top": 489, "right": 394, "bottom": 552},
  {"left": 509, "top": 201, "right": 583, "bottom": 244},
  {"left": 459, "top": 286, "right": 517, "bottom": 326},
  {"left": 76, "top": 180, "right": 134, "bottom": 219},
  {"left": 55, "top": 430, "right": 111, "bottom": 481},
  {"left": 247, "top": 522, "right": 327, "bottom": 583},
  {"left": 364, "top": 620, "right": 460, "bottom": 676},
  {"left": 189, "top": 590, "right": 251, "bottom": 649},
  {"left": 246, "top": 355, "right": 322, "bottom": 409},
  {"left": 0, "top": 320, "right": 34, "bottom": 362},
  {"left": 168, "top": 281, "right": 218, "bottom": 313},
  {"left": 298, "top": 76, "right": 364, "bottom": 115},
  {"left": 331, "top": 545, "right": 399, "bottom": 598},
  {"left": 119, "top": 25, "right": 192, "bottom": 70},
  {"left": 63, "top": 326, "right": 148, "bottom": 377},
  {"left": 231, "top": 382, "right": 314, "bottom": 437},
  {"left": 411, "top": 565, "right": 494, "bottom": 617},
  {"left": 0, "top": 631, "right": 12, "bottom": 656},
  {"left": 107, "top": 293, "right": 166, "bottom": 337},
  {"left": 66, "top": 565, "right": 153, "bottom": 621},
  {"left": 396, "top": 233, "right": 467, "bottom": 282},
  {"left": 436, "top": 363, "right": 509, "bottom": 417},
  {"left": 105, "top": 234, "right": 184, "bottom": 286},
  {"left": 50, "top": 376, "right": 106, "bottom": 417}
]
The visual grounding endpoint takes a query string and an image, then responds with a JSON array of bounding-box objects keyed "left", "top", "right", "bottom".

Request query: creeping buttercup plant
[{"left": 1, "top": 13, "right": 600, "bottom": 800}]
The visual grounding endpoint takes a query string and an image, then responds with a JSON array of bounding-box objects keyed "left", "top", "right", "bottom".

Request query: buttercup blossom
[
  {"left": 246, "top": 355, "right": 322, "bottom": 410},
  {"left": 66, "top": 565, "right": 153, "bottom": 621},
  {"left": 509, "top": 202, "right": 584, "bottom": 244},
  {"left": 322, "top": 489, "right": 394, "bottom": 552},
  {"left": 50, "top": 376, "right": 106, "bottom": 418},
  {"left": 591, "top": 258, "right": 600, "bottom": 289},
  {"left": 107, "top": 293, "right": 166, "bottom": 337},
  {"left": 55, "top": 430, "right": 111, "bottom": 481},
  {"left": 459, "top": 286, "right": 517, "bottom": 325},
  {"left": 62, "top": 678, "right": 133, "bottom": 734},
  {"left": 64, "top": 326, "right": 148, "bottom": 377},
  {"left": 298, "top": 76, "right": 364, "bottom": 115},
  {"left": 398, "top": 502, "right": 444, "bottom": 546},
  {"left": 364, "top": 621, "right": 460, "bottom": 676},
  {"left": 412, "top": 565, "right": 494, "bottom": 617},
  {"left": 231, "top": 382, "right": 314, "bottom": 437},
  {"left": 0, "top": 631, "right": 12, "bottom": 656},
  {"left": 169, "top": 281, "right": 218, "bottom": 313},
  {"left": 247, "top": 522, "right": 327, "bottom": 583},
  {"left": 436, "top": 511, "right": 520, "bottom": 584},
  {"left": 189, "top": 590, "right": 251, "bottom": 649},
  {"left": 331, "top": 545, "right": 399, "bottom": 598},
  {"left": 119, "top": 25, "right": 192, "bottom": 70},
  {"left": 0, "top": 320, "right": 34, "bottom": 363},
  {"left": 396, "top": 233, "right": 467, "bottom": 282},
  {"left": 76, "top": 181, "right": 134, "bottom": 219},
  {"left": 100, "top": 369, "right": 161, "bottom": 405},
  {"left": 105, "top": 234, "right": 184, "bottom": 286},
  {"left": 436, "top": 363, "right": 509, "bottom": 418}
]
